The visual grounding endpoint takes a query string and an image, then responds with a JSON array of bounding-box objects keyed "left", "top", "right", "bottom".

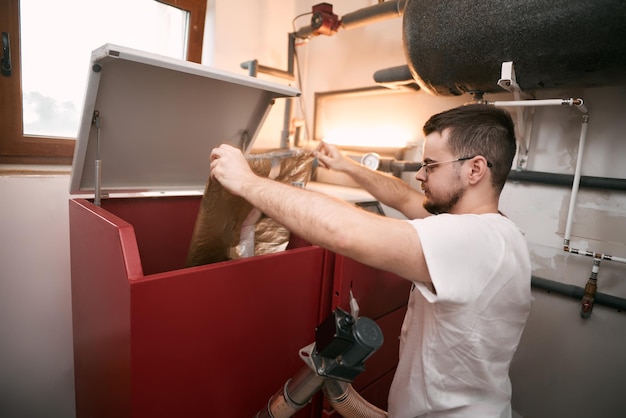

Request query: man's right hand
[{"left": 209, "top": 144, "right": 258, "bottom": 197}]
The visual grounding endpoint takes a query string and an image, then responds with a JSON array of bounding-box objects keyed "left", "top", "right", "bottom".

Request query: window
[{"left": 0, "top": 0, "right": 207, "bottom": 165}]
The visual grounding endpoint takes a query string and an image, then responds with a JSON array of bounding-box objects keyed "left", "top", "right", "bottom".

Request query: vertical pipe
[
  {"left": 280, "top": 33, "right": 298, "bottom": 149},
  {"left": 563, "top": 114, "right": 590, "bottom": 249}
]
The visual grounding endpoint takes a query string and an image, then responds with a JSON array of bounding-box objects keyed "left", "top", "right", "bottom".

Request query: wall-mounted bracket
[
  {"left": 497, "top": 61, "right": 525, "bottom": 95},
  {"left": 498, "top": 61, "right": 534, "bottom": 170}
]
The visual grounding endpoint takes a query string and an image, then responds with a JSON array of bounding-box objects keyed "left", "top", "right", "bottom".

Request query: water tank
[{"left": 402, "top": 0, "right": 626, "bottom": 96}]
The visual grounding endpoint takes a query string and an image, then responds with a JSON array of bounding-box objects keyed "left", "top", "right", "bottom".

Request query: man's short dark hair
[{"left": 423, "top": 104, "right": 516, "bottom": 193}]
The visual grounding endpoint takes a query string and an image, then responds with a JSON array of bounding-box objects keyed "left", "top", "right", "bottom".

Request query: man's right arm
[
  {"left": 209, "top": 144, "right": 431, "bottom": 283},
  {"left": 314, "top": 142, "right": 429, "bottom": 219}
]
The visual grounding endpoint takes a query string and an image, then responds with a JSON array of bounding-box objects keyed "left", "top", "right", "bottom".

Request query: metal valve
[{"left": 311, "top": 3, "right": 341, "bottom": 36}]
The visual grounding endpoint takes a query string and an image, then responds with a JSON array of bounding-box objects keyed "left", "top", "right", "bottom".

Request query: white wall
[
  {"left": 0, "top": 175, "right": 74, "bottom": 418},
  {"left": 1, "top": 1, "right": 625, "bottom": 417}
]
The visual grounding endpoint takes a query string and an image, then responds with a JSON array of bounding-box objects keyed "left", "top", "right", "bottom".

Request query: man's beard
[{"left": 422, "top": 185, "right": 465, "bottom": 215}]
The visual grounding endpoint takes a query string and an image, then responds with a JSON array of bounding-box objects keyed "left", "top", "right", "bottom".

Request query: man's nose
[{"left": 415, "top": 165, "right": 426, "bottom": 181}]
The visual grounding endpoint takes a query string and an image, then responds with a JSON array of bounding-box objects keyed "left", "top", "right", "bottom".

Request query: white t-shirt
[{"left": 388, "top": 213, "right": 532, "bottom": 418}]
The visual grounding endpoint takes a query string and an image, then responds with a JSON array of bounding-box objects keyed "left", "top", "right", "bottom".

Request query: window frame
[{"left": 0, "top": 0, "right": 206, "bottom": 165}]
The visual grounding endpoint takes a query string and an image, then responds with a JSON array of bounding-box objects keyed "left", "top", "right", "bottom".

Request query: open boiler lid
[{"left": 69, "top": 44, "right": 300, "bottom": 196}]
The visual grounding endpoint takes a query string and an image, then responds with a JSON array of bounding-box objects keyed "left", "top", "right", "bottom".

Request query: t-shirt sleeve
[{"left": 406, "top": 214, "right": 505, "bottom": 304}]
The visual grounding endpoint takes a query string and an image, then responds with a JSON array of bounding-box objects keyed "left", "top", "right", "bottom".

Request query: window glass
[{"left": 20, "top": 0, "right": 188, "bottom": 138}]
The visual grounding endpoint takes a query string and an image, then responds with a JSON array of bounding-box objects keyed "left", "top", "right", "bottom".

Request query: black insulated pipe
[
  {"left": 507, "top": 170, "right": 626, "bottom": 192},
  {"left": 341, "top": 0, "right": 406, "bottom": 30},
  {"left": 531, "top": 276, "right": 626, "bottom": 312},
  {"left": 373, "top": 65, "right": 421, "bottom": 91}
]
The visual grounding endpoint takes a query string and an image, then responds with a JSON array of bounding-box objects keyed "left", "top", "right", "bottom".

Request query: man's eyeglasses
[{"left": 417, "top": 156, "right": 492, "bottom": 179}]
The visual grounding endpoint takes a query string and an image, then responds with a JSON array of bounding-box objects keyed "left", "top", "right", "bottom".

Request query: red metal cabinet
[
  {"left": 70, "top": 196, "right": 333, "bottom": 417},
  {"left": 69, "top": 197, "right": 412, "bottom": 418}
]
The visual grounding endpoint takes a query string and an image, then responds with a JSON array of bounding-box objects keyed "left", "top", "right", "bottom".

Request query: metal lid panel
[{"left": 70, "top": 44, "right": 300, "bottom": 195}]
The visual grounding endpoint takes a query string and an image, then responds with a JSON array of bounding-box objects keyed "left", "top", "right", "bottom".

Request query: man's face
[{"left": 415, "top": 130, "right": 466, "bottom": 214}]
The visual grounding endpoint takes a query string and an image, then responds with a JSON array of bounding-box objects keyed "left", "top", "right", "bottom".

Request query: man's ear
[{"left": 467, "top": 156, "right": 489, "bottom": 185}]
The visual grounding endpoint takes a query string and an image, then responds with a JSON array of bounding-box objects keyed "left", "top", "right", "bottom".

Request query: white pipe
[
  {"left": 485, "top": 97, "right": 592, "bottom": 247},
  {"left": 485, "top": 97, "right": 594, "bottom": 249},
  {"left": 496, "top": 98, "right": 626, "bottom": 267},
  {"left": 563, "top": 115, "right": 590, "bottom": 246},
  {"left": 492, "top": 99, "right": 565, "bottom": 107},
  {"left": 488, "top": 98, "right": 588, "bottom": 170},
  {"left": 607, "top": 254, "right": 626, "bottom": 264},
  {"left": 489, "top": 98, "right": 587, "bottom": 112},
  {"left": 566, "top": 248, "right": 626, "bottom": 265}
]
